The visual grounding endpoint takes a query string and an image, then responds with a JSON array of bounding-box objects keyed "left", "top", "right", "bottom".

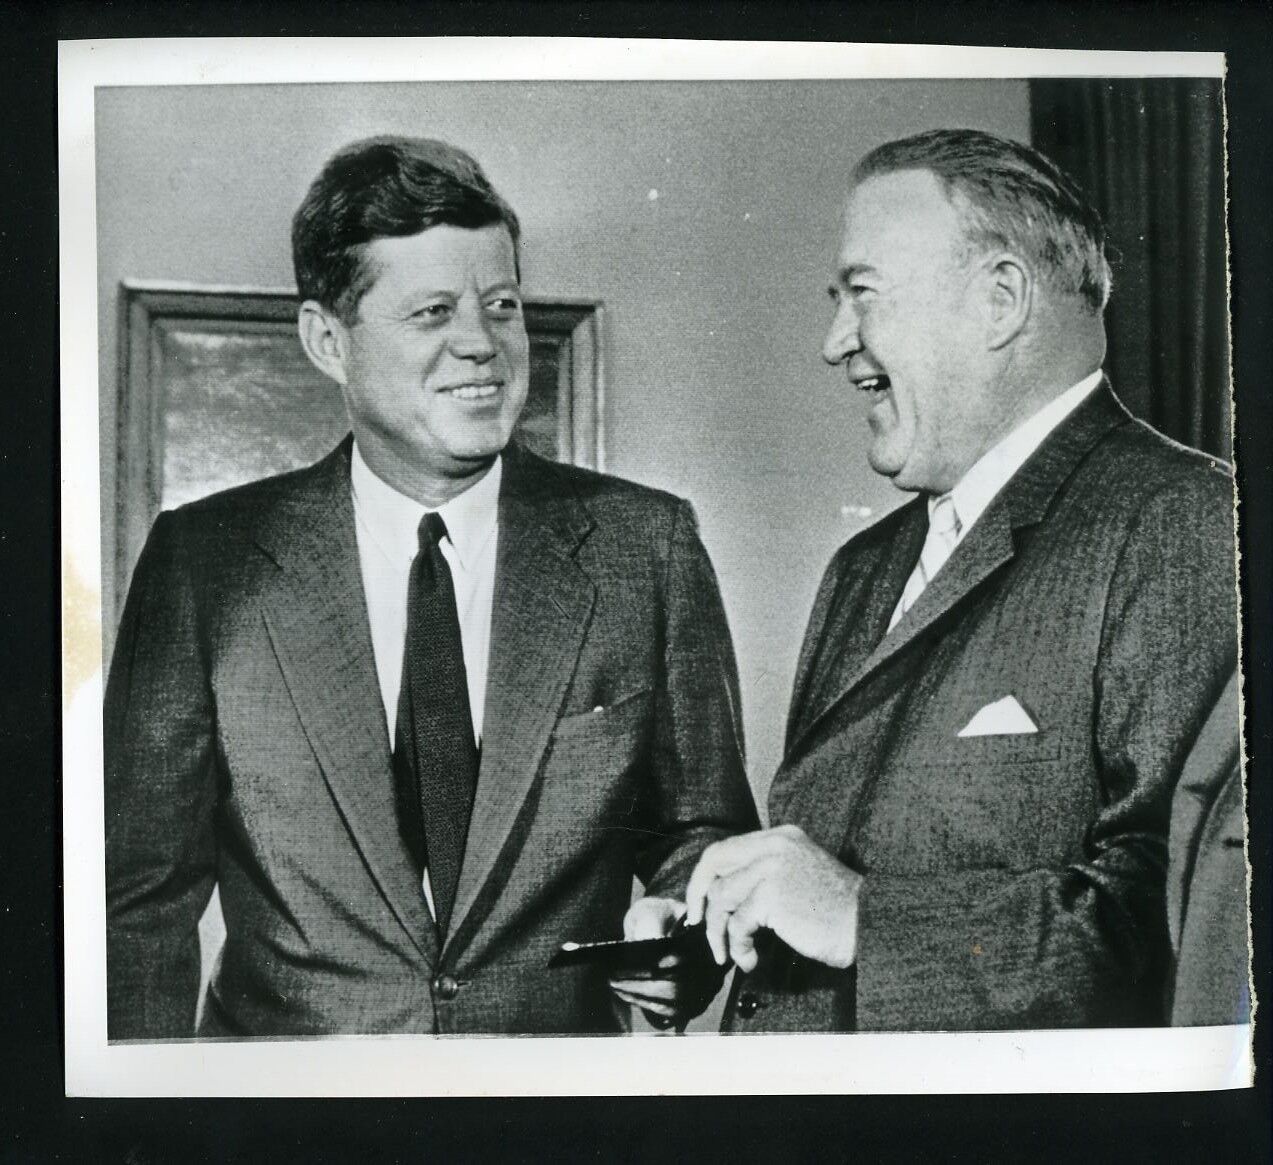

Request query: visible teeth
[
  {"left": 856, "top": 376, "right": 889, "bottom": 392},
  {"left": 450, "top": 383, "right": 500, "bottom": 400}
]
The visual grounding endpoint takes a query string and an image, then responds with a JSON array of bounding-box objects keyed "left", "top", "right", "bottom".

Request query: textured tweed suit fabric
[
  {"left": 105, "top": 439, "right": 758, "bottom": 1038},
  {"left": 724, "top": 384, "right": 1238, "bottom": 1032}
]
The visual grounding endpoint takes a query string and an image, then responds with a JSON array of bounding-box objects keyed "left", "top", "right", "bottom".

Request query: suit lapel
[
  {"left": 446, "top": 446, "right": 597, "bottom": 949},
  {"left": 789, "top": 502, "right": 926, "bottom": 747},
  {"left": 254, "top": 440, "right": 438, "bottom": 965},
  {"left": 847, "top": 502, "right": 1017, "bottom": 693},
  {"left": 786, "top": 382, "right": 1131, "bottom": 761}
]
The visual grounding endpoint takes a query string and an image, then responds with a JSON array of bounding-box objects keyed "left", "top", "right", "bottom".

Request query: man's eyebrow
[
  {"left": 386, "top": 278, "right": 520, "bottom": 313},
  {"left": 386, "top": 286, "right": 451, "bottom": 313},
  {"left": 827, "top": 263, "right": 877, "bottom": 297},
  {"left": 835, "top": 262, "right": 877, "bottom": 283}
]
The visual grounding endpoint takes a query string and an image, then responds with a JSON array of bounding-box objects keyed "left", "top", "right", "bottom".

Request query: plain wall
[{"left": 97, "top": 79, "right": 1029, "bottom": 804}]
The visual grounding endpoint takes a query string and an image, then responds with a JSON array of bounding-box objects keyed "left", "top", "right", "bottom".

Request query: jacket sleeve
[
  {"left": 853, "top": 469, "right": 1239, "bottom": 1029},
  {"left": 637, "top": 500, "right": 760, "bottom": 899},
  {"left": 104, "top": 511, "right": 218, "bottom": 1039}
]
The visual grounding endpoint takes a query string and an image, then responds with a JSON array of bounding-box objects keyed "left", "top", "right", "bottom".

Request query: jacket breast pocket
[
  {"left": 549, "top": 687, "right": 653, "bottom": 745},
  {"left": 880, "top": 734, "right": 1071, "bottom": 871},
  {"left": 922, "top": 731, "right": 1064, "bottom": 768},
  {"left": 536, "top": 688, "right": 655, "bottom": 840}
]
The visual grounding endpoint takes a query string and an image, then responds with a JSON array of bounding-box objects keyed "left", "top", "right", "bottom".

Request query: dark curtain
[{"left": 1031, "top": 80, "right": 1230, "bottom": 461}]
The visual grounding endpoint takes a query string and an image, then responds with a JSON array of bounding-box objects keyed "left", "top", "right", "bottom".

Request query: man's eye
[
  {"left": 485, "top": 296, "right": 522, "bottom": 318},
  {"left": 411, "top": 303, "right": 452, "bottom": 322},
  {"left": 849, "top": 284, "right": 876, "bottom": 298}
]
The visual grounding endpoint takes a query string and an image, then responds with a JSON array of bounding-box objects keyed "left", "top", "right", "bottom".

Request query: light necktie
[
  {"left": 392, "top": 512, "right": 480, "bottom": 937},
  {"left": 889, "top": 493, "right": 963, "bottom": 630}
]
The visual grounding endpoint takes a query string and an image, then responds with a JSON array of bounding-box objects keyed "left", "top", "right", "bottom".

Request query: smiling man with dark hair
[
  {"left": 105, "top": 135, "right": 757, "bottom": 1038},
  {"left": 686, "top": 128, "right": 1238, "bottom": 1033}
]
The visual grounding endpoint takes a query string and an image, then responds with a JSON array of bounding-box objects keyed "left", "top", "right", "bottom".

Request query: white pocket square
[{"left": 957, "top": 695, "right": 1038, "bottom": 737}]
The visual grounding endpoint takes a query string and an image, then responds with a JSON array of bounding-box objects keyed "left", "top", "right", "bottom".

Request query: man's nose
[
  {"left": 822, "top": 301, "right": 860, "bottom": 366},
  {"left": 447, "top": 302, "right": 497, "bottom": 360}
]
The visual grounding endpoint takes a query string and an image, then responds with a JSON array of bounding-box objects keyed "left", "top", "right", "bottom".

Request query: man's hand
[
  {"left": 684, "top": 825, "right": 863, "bottom": 972},
  {"left": 608, "top": 896, "right": 718, "bottom": 1029}
]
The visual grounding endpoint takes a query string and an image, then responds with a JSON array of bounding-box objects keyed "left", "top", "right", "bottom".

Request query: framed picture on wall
[{"left": 114, "top": 282, "right": 605, "bottom": 618}]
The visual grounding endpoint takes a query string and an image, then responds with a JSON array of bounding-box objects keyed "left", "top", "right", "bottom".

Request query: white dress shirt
[
  {"left": 350, "top": 441, "right": 501, "bottom": 748},
  {"left": 889, "top": 369, "right": 1103, "bottom": 629}
]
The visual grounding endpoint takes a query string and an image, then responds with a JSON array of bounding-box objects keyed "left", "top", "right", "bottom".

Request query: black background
[{"left": 3, "top": 2, "right": 1269, "bottom": 1159}]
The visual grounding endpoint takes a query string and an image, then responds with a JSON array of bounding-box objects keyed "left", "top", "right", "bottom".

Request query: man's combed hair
[
  {"left": 853, "top": 128, "right": 1112, "bottom": 312},
  {"left": 292, "top": 136, "right": 521, "bottom": 322}
]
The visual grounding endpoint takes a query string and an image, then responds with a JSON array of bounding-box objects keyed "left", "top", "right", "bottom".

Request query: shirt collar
[
  {"left": 350, "top": 440, "right": 502, "bottom": 569},
  {"left": 938, "top": 369, "right": 1104, "bottom": 532}
]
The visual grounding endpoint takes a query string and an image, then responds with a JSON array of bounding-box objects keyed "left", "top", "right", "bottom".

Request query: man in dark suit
[
  {"left": 105, "top": 136, "right": 757, "bottom": 1038},
  {"left": 1167, "top": 671, "right": 1249, "bottom": 1026},
  {"left": 685, "top": 129, "right": 1238, "bottom": 1031}
]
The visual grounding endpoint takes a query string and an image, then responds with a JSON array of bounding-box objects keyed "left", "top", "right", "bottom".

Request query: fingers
[
  {"left": 726, "top": 893, "right": 765, "bottom": 973},
  {"left": 608, "top": 954, "right": 687, "bottom": 1002},
  {"left": 702, "top": 895, "right": 730, "bottom": 965},
  {"left": 608, "top": 977, "right": 681, "bottom": 1004},
  {"left": 684, "top": 827, "right": 814, "bottom": 967},
  {"left": 701, "top": 859, "right": 774, "bottom": 965},
  {"left": 610, "top": 972, "right": 684, "bottom": 1024},
  {"left": 610, "top": 987, "right": 678, "bottom": 1020},
  {"left": 623, "top": 896, "right": 686, "bottom": 940},
  {"left": 685, "top": 828, "right": 797, "bottom": 927},
  {"left": 685, "top": 838, "right": 744, "bottom": 927}
]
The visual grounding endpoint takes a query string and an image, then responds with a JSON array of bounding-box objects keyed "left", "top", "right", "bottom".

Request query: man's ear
[
  {"left": 983, "top": 254, "right": 1031, "bottom": 350},
  {"left": 297, "top": 300, "right": 350, "bottom": 385}
]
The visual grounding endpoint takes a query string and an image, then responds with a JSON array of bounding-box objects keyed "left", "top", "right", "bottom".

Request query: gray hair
[{"left": 852, "top": 128, "right": 1112, "bottom": 312}]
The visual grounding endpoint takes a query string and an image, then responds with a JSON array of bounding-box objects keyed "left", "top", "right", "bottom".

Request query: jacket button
[
  {"left": 737, "top": 992, "right": 764, "bottom": 1019},
  {"left": 433, "top": 974, "right": 460, "bottom": 1000}
]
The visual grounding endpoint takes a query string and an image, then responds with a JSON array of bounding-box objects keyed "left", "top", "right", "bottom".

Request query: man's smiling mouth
[
  {"left": 442, "top": 381, "right": 502, "bottom": 401},
  {"left": 853, "top": 373, "right": 891, "bottom": 395}
]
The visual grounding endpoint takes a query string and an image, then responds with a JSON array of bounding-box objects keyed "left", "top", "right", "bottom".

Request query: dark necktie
[{"left": 392, "top": 512, "right": 480, "bottom": 937}]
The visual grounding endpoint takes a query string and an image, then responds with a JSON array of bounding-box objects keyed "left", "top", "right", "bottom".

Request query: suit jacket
[
  {"left": 725, "top": 383, "right": 1237, "bottom": 1032},
  {"left": 1166, "top": 671, "right": 1249, "bottom": 1026},
  {"left": 105, "top": 438, "right": 757, "bottom": 1038}
]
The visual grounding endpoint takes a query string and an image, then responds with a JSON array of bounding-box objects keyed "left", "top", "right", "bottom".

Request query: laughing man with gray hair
[{"left": 685, "top": 128, "right": 1239, "bottom": 1032}]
